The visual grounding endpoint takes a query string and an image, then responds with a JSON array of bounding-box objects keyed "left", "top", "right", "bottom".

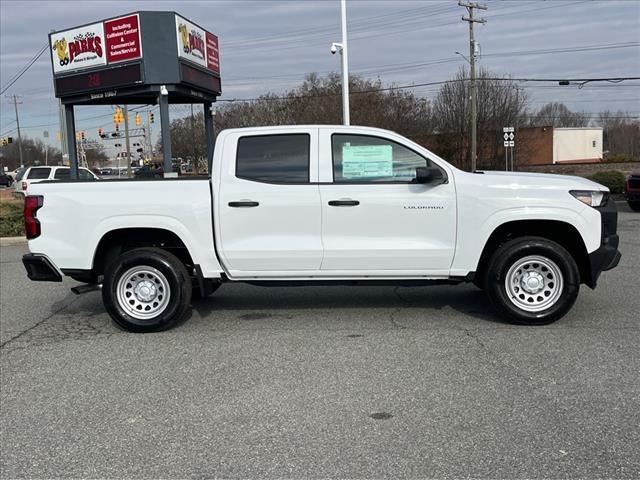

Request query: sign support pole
[
  {"left": 64, "top": 104, "right": 78, "bottom": 179},
  {"left": 158, "top": 89, "right": 172, "bottom": 175},
  {"left": 204, "top": 101, "right": 215, "bottom": 175},
  {"left": 124, "top": 105, "right": 132, "bottom": 177}
]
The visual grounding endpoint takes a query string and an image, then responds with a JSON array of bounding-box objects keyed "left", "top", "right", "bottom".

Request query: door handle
[
  {"left": 328, "top": 199, "right": 360, "bottom": 207},
  {"left": 228, "top": 201, "right": 259, "bottom": 208}
]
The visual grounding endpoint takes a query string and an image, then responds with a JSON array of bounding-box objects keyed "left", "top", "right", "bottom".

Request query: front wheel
[
  {"left": 628, "top": 201, "right": 640, "bottom": 212},
  {"left": 102, "top": 248, "right": 192, "bottom": 332},
  {"left": 484, "top": 237, "right": 580, "bottom": 325}
]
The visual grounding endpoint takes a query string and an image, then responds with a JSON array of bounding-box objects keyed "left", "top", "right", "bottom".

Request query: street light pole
[{"left": 340, "top": 0, "right": 350, "bottom": 126}]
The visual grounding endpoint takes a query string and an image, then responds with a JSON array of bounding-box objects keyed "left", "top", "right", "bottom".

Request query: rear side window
[
  {"left": 27, "top": 168, "right": 51, "bottom": 179},
  {"left": 236, "top": 134, "right": 310, "bottom": 183},
  {"left": 54, "top": 169, "right": 96, "bottom": 180}
]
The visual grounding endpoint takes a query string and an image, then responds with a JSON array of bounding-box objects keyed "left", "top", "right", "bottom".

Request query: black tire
[
  {"left": 628, "top": 201, "right": 640, "bottom": 212},
  {"left": 102, "top": 248, "right": 192, "bottom": 332},
  {"left": 484, "top": 237, "right": 580, "bottom": 325}
]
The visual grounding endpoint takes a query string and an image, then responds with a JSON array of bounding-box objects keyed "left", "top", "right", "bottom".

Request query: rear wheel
[
  {"left": 484, "top": 237, "right": 580, "bottom": 325},
  {"left": 628, "top": 201, "right": 640, "bottom": 212},
  {"left": 102, "top": 248, "right": 192, "bottom": 332}
]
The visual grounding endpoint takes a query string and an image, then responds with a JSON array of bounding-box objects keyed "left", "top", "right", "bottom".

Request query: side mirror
[{"left": 415, "top": 166, "right": 446, "bottom": 185}]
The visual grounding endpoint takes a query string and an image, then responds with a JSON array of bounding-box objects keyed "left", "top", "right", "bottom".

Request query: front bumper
[
  {"left": 586, "top": 196, "right": 621, "bottom": 288},
  {"left": 22, "top": 254, "right": 62, "bottom": 282}
]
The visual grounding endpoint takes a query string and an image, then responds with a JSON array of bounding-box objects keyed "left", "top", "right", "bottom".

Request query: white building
[{"left": 553, "top": 127, "right": 603, "bottom": 164}]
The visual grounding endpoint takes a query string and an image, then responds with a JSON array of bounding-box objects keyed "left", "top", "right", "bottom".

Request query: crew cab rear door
[
  {"left": 216, "top": 128, "right": 322, "bottom": 275},
  {"left": 318, "top": 127, "right": 456, "bottom": 274}
]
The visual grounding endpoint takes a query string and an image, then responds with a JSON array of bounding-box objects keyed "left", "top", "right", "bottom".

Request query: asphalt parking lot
[{"left": 1, "top": 207, "right": 639, "bottom": 479}]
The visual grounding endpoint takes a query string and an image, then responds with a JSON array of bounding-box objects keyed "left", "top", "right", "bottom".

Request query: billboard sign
[
  {"left": 206, "top": 32, "right": 220, "bottom": 73},
  {"left": 176, "top": 14, "right": 220, "bottom": 74},
  {"left": 104, "top": 14, "right": 142, "bottom": 63},
  {"left": 176, "top": 14, "right": 207, "bottom": 68},
  {"left": 51, "top": 22, "right": 107, "bottom": 74}
]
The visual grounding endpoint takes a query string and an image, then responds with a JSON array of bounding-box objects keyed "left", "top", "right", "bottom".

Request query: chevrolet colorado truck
[{"left": 22, "top": 125, "right": 621, "bottom": 332}]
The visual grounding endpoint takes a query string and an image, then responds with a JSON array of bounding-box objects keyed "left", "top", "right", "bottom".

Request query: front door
[
  {"left": 319, "top": 130, "right": 456, "bottom": 274},
  {"left": 217, "top": 129, "right": 322, "bottom": 275}
]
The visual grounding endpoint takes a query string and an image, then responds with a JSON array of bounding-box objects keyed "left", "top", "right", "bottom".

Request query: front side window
[
  {"left": 79, "top": 169, "right": 95, "bottom": 180},
  {"left": 54, "top": 169, "right": 97, "bottom": 180},
  {"left": 236, "top": 134, "right": 310, "bottom": 183},
  {"left": 27, "top": 168, "right": 51, "bottom": 179},
  {"left": 54, "top": 169, "right": 70, "bottom": 180},
  {"left": 332, "top": 134, "right": 431, "bottom": 183}
]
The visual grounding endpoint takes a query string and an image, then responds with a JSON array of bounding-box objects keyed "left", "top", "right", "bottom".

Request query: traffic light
[
  {"left": 7, "top": 137, "right": 12, "bottom": 144},
  {"left": 76, "top": 132, "right": 81, "bottom": 141},
  {"left": 98, "top": 128, "right": 103, "bottom": 137},
  {"left": 115, "top": 123, "right": 120, "bottom": 132},
  {"left": 113, "top": 106, "right": 124, "bottom": 125},
  {"left": 81, "top": 131, "right": 85, "bottom": 141},
  {"left": 1, "top": 138, "right": 6, "bottom": 146},
  {"left": 135, "top": 113, "right": 141, "bottom": 126},
  {"left": 149, "top": 113, "right": 155, "bottom": 124}
]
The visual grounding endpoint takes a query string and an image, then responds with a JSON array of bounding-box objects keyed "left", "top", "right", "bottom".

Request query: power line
[
  {"left": 0, "top": 43, "right": 48, "bottom": 95},
  {"left": 218, "top": 76, "right": 640, "bottom": 103}
]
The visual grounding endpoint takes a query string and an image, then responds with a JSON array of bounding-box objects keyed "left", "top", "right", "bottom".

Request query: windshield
[{"left": 15, "top": 168, "right": 27, "bottom": 181}]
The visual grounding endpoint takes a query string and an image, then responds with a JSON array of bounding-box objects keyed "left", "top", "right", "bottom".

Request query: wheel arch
[
  {"left": 475, "top": 219, "right": 592, "bottom": 287},
  {"left": 92, "top": 227, "right": 196, "bottom": 278}
]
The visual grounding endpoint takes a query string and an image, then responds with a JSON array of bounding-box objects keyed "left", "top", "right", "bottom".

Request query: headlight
[{"left": 570, "top": 190, "right": 608, "bottom": 207}]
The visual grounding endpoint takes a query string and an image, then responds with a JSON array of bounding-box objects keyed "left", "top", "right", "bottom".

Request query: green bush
[
  {"left": 588, "top": 170, "right": 626, "bottom": 194},
  {"left": 0, "top": 200, "right": 24, "bottom": 237},
  {"left": 603, "top": 153, "right": 634, "bottom": 163}
]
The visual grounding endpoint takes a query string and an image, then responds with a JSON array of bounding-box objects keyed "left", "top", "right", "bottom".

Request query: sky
[{"left": 1, "top": 0, "right": 639, "bottom": 154}]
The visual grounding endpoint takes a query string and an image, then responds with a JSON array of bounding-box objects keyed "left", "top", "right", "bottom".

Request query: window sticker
[{"left": 342, "top": 144, "right": 393, "bottom": 179}]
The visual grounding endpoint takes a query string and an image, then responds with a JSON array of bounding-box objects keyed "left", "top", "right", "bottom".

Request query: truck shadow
[{"left": 190, "top": 283, "right": 509, "bottom": 326}]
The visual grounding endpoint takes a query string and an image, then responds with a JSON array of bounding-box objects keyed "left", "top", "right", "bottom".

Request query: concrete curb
[{"left": 0, "top": 236, "right": 27, "bottom": 246}]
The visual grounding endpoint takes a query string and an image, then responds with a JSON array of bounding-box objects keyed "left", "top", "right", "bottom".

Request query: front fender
[{"left": 450, "top": 205, "right": 601, "bottom": 276}]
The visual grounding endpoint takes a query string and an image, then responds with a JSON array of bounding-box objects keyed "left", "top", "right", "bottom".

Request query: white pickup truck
[{"left": 22, "top": 125, "right": 620, "bottom": 332}]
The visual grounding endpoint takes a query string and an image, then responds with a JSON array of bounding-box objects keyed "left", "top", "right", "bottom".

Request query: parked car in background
[
  {"left": 625, "top": 171, "right": 640, "bottom": 211},
  {"left": 14, "top": 166, "right": 98, "bottom": 198},
  {"left": 0, "top": 173, "right": 14, "bottom": 187},
  {"left": 134, "top": 165, "right": 164, "bottom": 179}
]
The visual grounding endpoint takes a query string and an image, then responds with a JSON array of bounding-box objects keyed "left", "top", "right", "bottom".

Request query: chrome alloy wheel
[
  {"left": 116, "top": 266, "right": 171, "bottom": 320},
  {"left": 504, "top": 255, "right": 564, "bottom": 312}
]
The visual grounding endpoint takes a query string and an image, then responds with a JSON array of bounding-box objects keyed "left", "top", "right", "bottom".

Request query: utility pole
[
  {"left": 123, "top": 105, "right": 132, "bottom": 177},
  {"left": 7, "top": 95, "right": 24, "bottom": 166},
  {"left": 459, "top": 1, "right": 487, "bottom": 172}
]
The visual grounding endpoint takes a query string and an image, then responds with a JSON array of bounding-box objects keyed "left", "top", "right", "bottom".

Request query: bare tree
[
  {"left": 0, "top": 137, "right": 62, "bottom": 170},
  {"left": 432, "top": 67, "right": 528, "bottom": 170},
  {"left": 597, "top": 110, "right": 640, "bottom": 161},
  {"left": 214, "top": 73, "right": 432, "bottom": 141},
  {"left": 530, "top": 102, "right": 591, "bottom": 128}
]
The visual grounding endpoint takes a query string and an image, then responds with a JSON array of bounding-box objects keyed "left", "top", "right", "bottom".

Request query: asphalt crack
[{"left": 0, "top": 295, "right": 82, "bottom": 350}]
